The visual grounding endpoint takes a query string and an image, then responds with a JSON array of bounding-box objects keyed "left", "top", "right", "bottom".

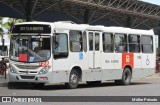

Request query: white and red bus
[{"left": 8, "top": 21, "right": 156, "bottom": 88}]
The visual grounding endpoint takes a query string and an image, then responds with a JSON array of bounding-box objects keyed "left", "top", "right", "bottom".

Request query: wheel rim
[{"left": 70, "top": 73, "right": 78, "bottom": 85}]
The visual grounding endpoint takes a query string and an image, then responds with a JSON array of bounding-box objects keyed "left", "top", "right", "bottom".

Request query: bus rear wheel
[
  {"left": 65, "top": 69, "right": 79, "bottom": 89},
  {"left": 115, "top": 68, "right": 132, "bottom": 85}
]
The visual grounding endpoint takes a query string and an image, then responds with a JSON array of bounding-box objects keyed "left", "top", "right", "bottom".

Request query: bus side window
[
  {"left": 141, "top": 35, "right": 153, "bottom": 53},
  {"left": 115, "top": 34, "right": 127, "bottom": 53},
  {"left": 89, "top": 32, "right": 93, "bottom": 51},
  {"left": 129, "top": 35, "right": 140, "bottom": 53},
  {"left": 83, "top": 31, "right": 87, "bottom": 52},
  {"left": 54, "top": 33, "right": 68, "bottom": 58},
  {"left": 69, "top": 30, "right": 83, "bottom": 52},
  {"left": 103, "top": 33, "right": 114, "bottom": 53},
  {"left": 95, "top": 33, "right": 100, "bottom": 51}
]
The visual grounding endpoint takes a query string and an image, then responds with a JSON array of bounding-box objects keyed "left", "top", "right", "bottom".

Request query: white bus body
[{"left": 9, "top": 21, "right": 156, "bottom": 88}]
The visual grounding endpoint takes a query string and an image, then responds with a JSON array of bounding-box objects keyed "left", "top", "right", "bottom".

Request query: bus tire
[
  {"left": 115, "top": 68, "right": 132, "bottom": 85},
  {"left": 65, "top": 69, "right": 79, "bottom": 89}
]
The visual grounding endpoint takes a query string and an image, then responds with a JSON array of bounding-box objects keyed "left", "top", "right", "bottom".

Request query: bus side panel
[
  {"left": 132, "top": 53, "right": 142, "bottom": 79},
  {"left": 52, "top": 52, "right": 88, "bottom": 83},
  {"left": 136, "top": 53, "right": 155, "bottom": 79},
  {"left": 101, "top": 53, "right": 122, "bottom": 80},
  {"left": 132, "top": 68, "right": 155, "bottom": 79},
  {"left": 114, "top": 53, "right": 124, "bottom": 79},
  {"left": 132, "top": 35, "right": 156, "bottom": 79}
]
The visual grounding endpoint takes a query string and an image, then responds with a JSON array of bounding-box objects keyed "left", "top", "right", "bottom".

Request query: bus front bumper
[{"left": 8, "top": 73, "right": 51, "bottom": 83}]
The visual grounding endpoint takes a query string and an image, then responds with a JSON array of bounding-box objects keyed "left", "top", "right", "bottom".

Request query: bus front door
[{"left": 88, "top": 31, "right": 102, "bottom": 81}]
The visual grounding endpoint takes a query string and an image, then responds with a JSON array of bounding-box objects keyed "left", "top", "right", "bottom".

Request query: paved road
[{"left": 0, "top": 76, "right": 160, "bottom": 105}]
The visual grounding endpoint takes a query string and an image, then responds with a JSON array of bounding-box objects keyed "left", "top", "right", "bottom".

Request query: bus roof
[
  {"left": 14, "top": 21, "right": 154, "bottom": 35},
  {"left": 102, "top": 26, "right": 154, "bottom": 35},
  {"left": 14, "top": 21, "right": 52, "bottom": 25},
  {"left": 53, "top": 21, "right": 154, "bottom": 35}
]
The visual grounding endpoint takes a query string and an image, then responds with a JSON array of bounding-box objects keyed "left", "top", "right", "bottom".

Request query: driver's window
[
  {"left": 55, "top": 34, "right": 68, "bottom": 52},
  {"left": 54, "top": 33, "right": 68, "bottom": 58}
]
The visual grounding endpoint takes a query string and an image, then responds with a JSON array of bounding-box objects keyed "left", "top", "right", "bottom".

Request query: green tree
[
  {"left": 0, "top": 17, "right": 4, "bottom": 38},
  {"left": 3, "top": 18, "right": 24, "bottom": 39}
]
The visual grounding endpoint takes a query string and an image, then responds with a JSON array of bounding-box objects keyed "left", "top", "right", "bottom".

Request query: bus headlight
[
  {"left": 38, "top": 67, "right": 49, "bottom": 75},
  {"left": 10, "top": 66, "right": 17, "bottom": 73}
]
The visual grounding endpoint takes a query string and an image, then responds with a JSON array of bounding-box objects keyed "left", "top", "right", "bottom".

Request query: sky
[{"left": 139, "top": 0, "right": 160, "bottom": 5}]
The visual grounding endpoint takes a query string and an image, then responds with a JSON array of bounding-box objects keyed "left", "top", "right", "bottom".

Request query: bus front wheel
[
  {"left": 115, "top": 68, "right": 132, "bottom": 85},
  {"left": 65, "top": 69, "right": 79, "bottom": 89}
]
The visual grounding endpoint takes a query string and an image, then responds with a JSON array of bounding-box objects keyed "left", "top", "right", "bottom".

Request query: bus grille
[
  {"left": 15, "top": 64, "right": 39, "bottom": 69},
  {"left": 20, "top": 75, "right": 35, "bottom": 79},
  {"left": 19, "top": 71, "right": 37, "bottom": 74}
]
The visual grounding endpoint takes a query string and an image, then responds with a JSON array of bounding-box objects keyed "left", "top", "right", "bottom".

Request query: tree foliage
[
  {"left": 3, "top": 18, "right": 24, "bottom": 39},
  {"left": 0, "top": 17, "right": 3, "bottom": 38},
  {"left": 0, "top": 17, "right": 24, "bottom": 39}
]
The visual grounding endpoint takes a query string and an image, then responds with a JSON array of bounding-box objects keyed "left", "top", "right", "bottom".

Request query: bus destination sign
[{"left": 12, "top": 24, "right": 51, "bottom": 34}]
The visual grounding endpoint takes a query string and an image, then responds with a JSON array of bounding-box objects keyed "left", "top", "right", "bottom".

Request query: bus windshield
[{"left": 10, "top": 35, "right": 51, "bottom": 62}]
